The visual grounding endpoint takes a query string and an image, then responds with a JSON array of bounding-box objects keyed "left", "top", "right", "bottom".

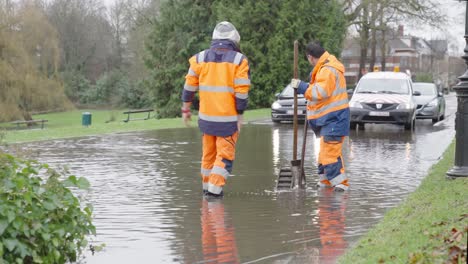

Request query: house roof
[
  {"left": 341, "top": 26, "right": 448, "bottom": 58},
  {"left": 429, "top": 39, "right": 448, "bottom": 54}
]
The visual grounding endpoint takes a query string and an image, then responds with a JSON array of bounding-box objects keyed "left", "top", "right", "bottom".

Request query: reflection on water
[
  {"left": 272, "top": 128, "right": 280, "bottom": 175},
  {"left": 199, "top": 198, "right": 239, "bottom": 264},
  {"left": 318, "top": 189, "right": 348, "bottom": 264},
  {"left": 16, "top": 110, "right": 455, "bottom": 264}
]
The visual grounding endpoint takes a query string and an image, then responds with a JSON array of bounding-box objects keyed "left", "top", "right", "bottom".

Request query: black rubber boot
[{"left": 204, "top": 191, "right": 224, "bottom": 198}]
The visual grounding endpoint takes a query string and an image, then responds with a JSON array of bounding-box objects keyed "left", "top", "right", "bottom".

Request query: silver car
[
  {"left": 349, "top": 72, "right": 419, "bottom": 130},
  {"left": 271, "top": 85, "right": 307, "bottom": 123},
  {"left": 413, "top": 82, "right": 446, "bottom": 124}
]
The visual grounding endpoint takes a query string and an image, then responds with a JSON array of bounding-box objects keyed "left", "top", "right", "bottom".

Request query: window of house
[{"left": 400, "top": 57, "right": 408, "bottom": 67}]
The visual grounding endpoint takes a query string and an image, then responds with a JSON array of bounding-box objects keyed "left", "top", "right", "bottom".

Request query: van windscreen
[{"left": 356, "top": 79, "right": 409, "bottom": 95}]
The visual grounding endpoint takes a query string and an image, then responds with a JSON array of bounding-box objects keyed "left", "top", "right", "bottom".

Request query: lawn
[
  {"left": 1, "top": 108, "right": 271, "bottom": 144},
  {"left": 338, "top": 142, "right": 468, "bottom": 264}
]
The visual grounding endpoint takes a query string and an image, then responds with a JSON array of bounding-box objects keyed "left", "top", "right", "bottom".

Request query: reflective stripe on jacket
[
  {"left": 182, "top": 40, "right": 250, "bottom": 136},
  {"left": 304, "top": 52, "right": 350, "bottom": 137}
]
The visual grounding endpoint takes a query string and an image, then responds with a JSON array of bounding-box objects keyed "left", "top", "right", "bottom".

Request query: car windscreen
[
  {"left": 413, "top": 83, "right": 437, "bottom": 96},
  {"left": 280, "top": 85, "right": 304, "bottom": 98},
  {"left": 355, "top": 79, "right": 410, "bottom": 95}
]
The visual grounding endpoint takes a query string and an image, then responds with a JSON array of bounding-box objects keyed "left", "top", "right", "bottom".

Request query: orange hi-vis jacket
[
  {"left": 182, "top": 40, "right": 251, "bottom": 136},
  {"left": 305, "top": 51, "right": 349, "bottom": 120},
  {"left": 303, "top": 51, "right": 350, "bottom": 137}
]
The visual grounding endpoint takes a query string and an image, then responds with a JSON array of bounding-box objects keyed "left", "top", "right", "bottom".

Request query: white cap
[{"left": 212, "top": 21, "right": 240, "bottom": 45}]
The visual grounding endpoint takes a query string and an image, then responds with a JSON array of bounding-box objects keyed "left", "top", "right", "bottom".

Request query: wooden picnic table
[
  {"left": 11, "top": 119, "right": 48, "bottom": 129},
  {"left": 122, "top": 109, "right": 154, "bottom": 122}
]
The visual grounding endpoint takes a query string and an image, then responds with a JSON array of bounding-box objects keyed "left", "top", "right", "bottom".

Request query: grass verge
[
  {"left": 339, "top": 142, "right": 467, "bottom": 264},
  {"left": 1, "top": 108, "right": 271, "bottom": 144}
]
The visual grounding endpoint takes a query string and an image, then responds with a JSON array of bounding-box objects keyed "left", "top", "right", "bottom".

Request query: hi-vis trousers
[
  {"left": 317, "top": 136, "right": 349, "bottom": 188},
  {"left": 201, "top": 132, "right": 238, "bottom": 194}
]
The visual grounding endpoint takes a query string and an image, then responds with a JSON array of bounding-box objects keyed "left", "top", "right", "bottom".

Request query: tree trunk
[
  {"left": 369, "top": 27, "right": 377, "bottom": 72},
  {"left": 358, "top": 5, "right": 369, "bottom": 80},
  {"left": 379, "top": 3, "right": 386, "bottom": 71},
  {"left": 381, "top": 29, "right": 387, "bottom": 71},
  {"left": 23, "top": 112, "right": 33, "bottom": 121},
  {"left": 369, "top": 2, "right": 377, "bottom": 72}
]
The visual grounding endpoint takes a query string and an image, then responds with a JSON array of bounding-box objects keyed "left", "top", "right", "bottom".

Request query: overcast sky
[
  {"left": 405, "top": 0, "right": 466, "bottom": 55},
  {"left": 102, "top": 0, "right": 467, "bottom": 55}
]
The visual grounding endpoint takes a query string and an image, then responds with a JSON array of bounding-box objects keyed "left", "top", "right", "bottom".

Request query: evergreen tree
[
  {"left": 212, "top": 0, "right": 281, "bottom": 108},
  {"left": 145, "top": 0, "right": 347, "bottom": 117},
  {"left": 267, "top": 0, "right": 346, "bottom": 101},
  {"left": 146, "top": 0, "right": 216, "bottom": 118}
]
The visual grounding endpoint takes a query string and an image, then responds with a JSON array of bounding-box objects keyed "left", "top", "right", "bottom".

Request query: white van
[{"left": 348, "top": 71, "right": 420, "bottom": 130}]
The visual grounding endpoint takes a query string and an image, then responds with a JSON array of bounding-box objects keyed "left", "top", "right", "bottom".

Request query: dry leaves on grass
[{"left": 443, "top": 227, "right": 467, "bottom": 264}]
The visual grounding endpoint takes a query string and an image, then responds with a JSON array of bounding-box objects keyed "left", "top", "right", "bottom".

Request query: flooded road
[{"left": 20, "top": 94, "right": 456, "bottom": 263}]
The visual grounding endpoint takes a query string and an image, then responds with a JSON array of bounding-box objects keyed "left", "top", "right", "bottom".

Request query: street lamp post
[{"left": 447, "top": 0, "right": 468, "bottom": 178}]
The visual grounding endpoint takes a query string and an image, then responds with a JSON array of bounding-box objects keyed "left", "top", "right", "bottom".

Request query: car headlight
[
  {"left": 349, "top": 101, "right": 363, "bottom": 108},
  {"left": 271, "top": 102, "right": 282, "bottom": 110},
  {"left": 396, "top": 102, "right": 408, "bottom": 109},
  {"left": 427, "top": 99, "right": 438, "bottom": 107}
]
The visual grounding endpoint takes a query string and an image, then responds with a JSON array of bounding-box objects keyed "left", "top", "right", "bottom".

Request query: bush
[
  {"left": 75, "top": 70, "right": 150, "bottom": 108},
  {"left": 88, "top": 71, "right": 122, "bottom": 105},
  {"left": 62, "top": 70, "right": 92, "bottom": 104},
  {"left": 0, "top": 153, "right": 96, "bottom": 263},
  {"left": 414, "top": 73, "right": 433, "bottom": 83},
  {"left": 118, "top": 80, "right": 150, "bottom": 109}
]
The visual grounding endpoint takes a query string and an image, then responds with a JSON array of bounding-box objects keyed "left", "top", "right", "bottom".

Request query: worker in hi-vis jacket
[
  {"left": 181, "top": 21, "right": 251, "bottom": 197},
  {"left": 291, "top": 41, "right": 350, "bottom": 192}
]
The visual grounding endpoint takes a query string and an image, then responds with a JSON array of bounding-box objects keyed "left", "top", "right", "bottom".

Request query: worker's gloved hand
[
  {"left": 291, "top": 79, "right": 309, "bottom": 94},
  {"left": 290, "top": 79, "right": 302, "bottom": 89},
  {"left": 182, "top": 107, "right": 192, "bottom": 127},
  {"left": 237, "top": 115, "right": 243, "bottom": 132}
]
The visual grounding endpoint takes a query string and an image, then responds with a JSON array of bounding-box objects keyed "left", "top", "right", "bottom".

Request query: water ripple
[{"left": 14, "top": 113, "right": 455, "bottom": 264}]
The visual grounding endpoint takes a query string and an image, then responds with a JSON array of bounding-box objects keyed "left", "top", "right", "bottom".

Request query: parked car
[
  {"left": 271, "top": 84, "right": 307, "bottom": 123},
  {"left": 349, "top": 71, "right": 420, "bottom": 130},
  {"left": 412, "top": 82, "right": 446, "bottom": 124}
]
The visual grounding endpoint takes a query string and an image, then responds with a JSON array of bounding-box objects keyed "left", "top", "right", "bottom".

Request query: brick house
[{"left": 340, "top": 25, "right": 457, "bottom": 90}]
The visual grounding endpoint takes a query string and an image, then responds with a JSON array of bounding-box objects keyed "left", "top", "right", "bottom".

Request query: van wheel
[
  {"left": 350, "top": 122, "right": 357, "bottom": 130},
  {"left": 358, "top": 123, "right": 365, "bottom": 130}
]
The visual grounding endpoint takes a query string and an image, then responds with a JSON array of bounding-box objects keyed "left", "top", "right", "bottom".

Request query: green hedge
[{"left": 0, "top": 153, "right": 96, "bottom": 263}]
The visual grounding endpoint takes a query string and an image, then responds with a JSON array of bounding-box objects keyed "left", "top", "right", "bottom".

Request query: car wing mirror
[
  {"left": 438, "top": 92, "right": 443, "bottom": 97},
  {"left": 275, "top": 93, "right": 280, "bottom": 99},
  {"left": 413, "top": 91, "right": 421, "bottom": 96}
]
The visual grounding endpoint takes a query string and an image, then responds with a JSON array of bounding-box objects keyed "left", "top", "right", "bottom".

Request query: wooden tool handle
[
  {"left": 294, "top": 40, "right": 298, "bottom": 79},
  {"left": 293, "top": 40, "right": 299, "bottom": 160}
]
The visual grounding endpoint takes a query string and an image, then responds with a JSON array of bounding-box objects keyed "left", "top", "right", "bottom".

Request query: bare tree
[
  {"left": 45, "top": 0, "right": 114, "bottom": 80},
  {"left": 342, "top": 0, "right": 446, "bottom": 78},
  {"left": 107, "top": 0, "right": 162, "bottom": 79},
  {"left": 108, "top": 0, "right": 126, "bottom": 68}
]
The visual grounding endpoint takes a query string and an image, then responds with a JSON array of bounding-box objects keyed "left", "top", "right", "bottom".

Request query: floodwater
[{"left": 18, "top": 94, "right": 456, "bottom": 264}]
